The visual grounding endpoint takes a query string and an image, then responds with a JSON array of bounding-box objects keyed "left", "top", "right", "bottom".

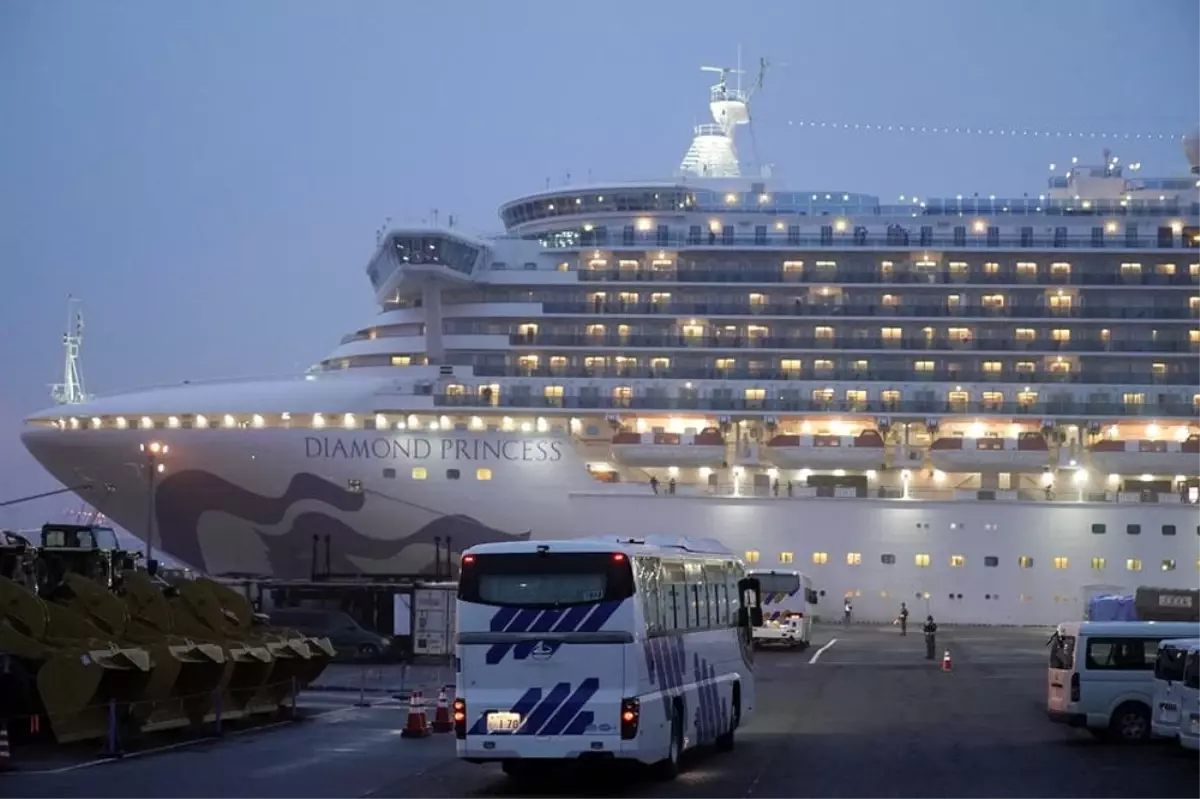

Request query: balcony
[
  {"left": 430, "top": 394, "right": 1200, "bottom": 419},
  {"left": 575, "top": 267, "right": 1199, "bottom": 287}
]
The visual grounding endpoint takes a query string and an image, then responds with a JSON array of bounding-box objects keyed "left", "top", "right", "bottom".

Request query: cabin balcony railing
[
  {"left": 456, "top": 363, "right": 1200, "bottom": 386},
  {"left": 574, "top": 268, "right": 1199, "bottom": 287},
  {"left": 430, "top": 394, "right": 1200, "bottom": 418},
  {"left": 536, "top": 301, "right": 1194, "bottom": 320},
  {"left": 503, "top": 332, "right": 1195, "bottom": 354}
]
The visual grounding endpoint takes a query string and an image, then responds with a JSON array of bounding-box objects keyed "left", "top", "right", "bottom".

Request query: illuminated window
[
  {"left": 543, "top": 386, "right": 564, "bottom": 404},
  {"left": 1017, "top": 390, "right": 1038, "bottom": 407},
  {"left": 948, "top": 326, "right": 972, "bottom": 341},
  {"left": 813, "top": 359, "right": 834, "bottom": 371},
  {"left": 983, "top": 262, "right": 999, "bottom": 274},
  {"left": 845, "top": 552, "right": 861, "bottom": 566},
  {"left": 814, "top": 326, "right": 835, "bottom": 340},
  {"left": 982, "top": 293, "right": 1005, "bottom": 308},
  {"left": 612, "top": 386, "right": 632, "bottom": 405},
  {"left": 915, "top": 554, "right": 931, "bottom": 567},
  {"left": 1051, "top": 329, "right": 1070, "bottom": 343},
  {"left": 1091, "top": 557, "right": 1106, "bottom": 570},
  {"left": 1018, "top": 556, "right": 1033, "bottom": 568},
  {"left": 745, "top": 550, "right": 760, "bottom": 564},
  {"left": 881, "top": 293, "right": 898, "bottom": 307},
  {"left": 881, "top": 327, "right": 903, "bottom": 341},
  {"left": 390, "top": 355, "right": 411, "bottom": 366},
  {"left": 914, "top": 360, "right": 935, "bottom": 372},
  {"left": 715, "top": 357, "right": 735, "bottom": 370},
  {"left": 1123, "top": 392, "right": 1145, "bottom": 406},
  {"left": 851, "top": 359, "right": 869, "bottom": 371},
  {"left": 1161, "top": 559, "right": 1176, "bottom": 572},
  {"left": 780, "top": 359, "right": 801, "bottom": 373},
  {"left": 1050, "top": 262, "right": 1071, "bottom": 277},
  {"left": 811, "top": 388, "right": 834, "bottom": 403},
  {"left": 983, "top": 361, "right": 1002, "bottom": 373},
  {"left": 412, "top": 467, "right": 428, "bottom": 480},
  {"left": 881, "top": 390, "right": 900, "bottom": 405},
  {"left": 948, "top": 261, "right": 968, "bottom": 277},
  {"left": 982, "top": 391, "right": 1004, "bottom": 409},
  {"left": 1015, "top": 328, "right": 1035, "bottom": 342},
  {"left": 745, "top": 388, "right": 766, "bottom": 401},
  {"left": 1016, "top": 262, "right": 1037, "bottom": 276},
  {"left": 1156, "top": 263, "right": 1176, "bottom": 276},
  {"left": 518, "top": 354, "right": 539, "bottom": 370},
  {"left": 1152, "top": 362, "right": 1167, "bottom": 376},
  {"left": 812, "top": 551, "right": 829, "bottom": 565},
  {"left": 779, "top": 551, "right": 794, "bottom": 564},
  {"left": 950, "top": 555, "right": 965, "bottom": 567},
  {"left": 1126, "top": 558, "right": 1142, "bottom": 572},
  {"left": 1120, "top": 262, "right": 1142, "bottom": 274},
  {"left": 476, "top": 468, "right": 492, "bottom": 481},
  {"left": 1053, "top": 557, "right": 1068, "bottom": 570},
  {"left": 846, "top": 389, "right": 867, "bottom": 405}
]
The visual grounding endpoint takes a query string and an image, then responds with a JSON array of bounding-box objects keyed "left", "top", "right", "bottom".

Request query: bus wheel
[
  {"left": 1109, "top": 702, "right": 1151, "bottom": 744},
  {"left": 652, "top": 704, "right": 683, "bottom": 780},
  {"left": 715, "top": 685, "right": 739, "bottom": 752}
]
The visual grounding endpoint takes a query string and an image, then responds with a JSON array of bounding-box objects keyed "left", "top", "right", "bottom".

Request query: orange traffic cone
[
  {"left": 0, "top": 720, "right": 12, "bottom": 771},
  {"left": 401, "top": 690, "right": 430, "bottom": 739},
  {"left": 941, "top": 650, "right": 952, "bottom": 672},
  {"left": 431, "top": 687, "right": 453, "bottom": 733}
]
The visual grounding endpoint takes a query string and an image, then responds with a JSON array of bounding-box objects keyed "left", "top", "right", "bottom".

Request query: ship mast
[
  {"left": 50, "top": 295, "right": 89, "bottom": 406},
  {"left": 678, "top": 51, "right": 771, "bottom": 179}
]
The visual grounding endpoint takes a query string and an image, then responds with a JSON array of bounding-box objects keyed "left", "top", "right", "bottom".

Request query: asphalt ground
[{"left": 3, "top": 625, "right": 1196, "bottom": 798}]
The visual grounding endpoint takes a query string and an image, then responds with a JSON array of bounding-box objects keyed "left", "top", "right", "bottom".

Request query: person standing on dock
[
  {"left": 898, "top": 602, "right": 909, "bottom": 636},
  {"left": 923, "top": 615, "right": 938, "bottom": 659}
]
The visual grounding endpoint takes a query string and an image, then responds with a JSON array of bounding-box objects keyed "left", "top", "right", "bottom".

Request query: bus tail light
[
  {"left": 453, "top": 697, "right": 467, "bottom": 739},
  {"left": 1070, "top": 673, "right": 1080, "bottom": 703},
  {"left": 620, "top": 697, "right": 640, "bottom": 740}
]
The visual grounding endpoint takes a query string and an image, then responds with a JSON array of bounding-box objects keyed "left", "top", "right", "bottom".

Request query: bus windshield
[{"left": 458, "top": 552, "right": 634, "bottom": 609}]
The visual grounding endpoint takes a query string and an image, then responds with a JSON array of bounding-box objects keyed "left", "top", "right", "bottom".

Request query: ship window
[
  {"left": 949, "top": 555, "right": 965, "bottom": 567},
  {"left": 880, "top": 553, "right": 896, "bottom": 565},
  {"left": 813, "top": 552, "right": 829, "bottom": 565},
  {"left": 1162, "top": 524, "right": 1176, "bottom": 536},
  {"left": 1018, "top": 556, "right": 1034, "bottom": 568},
  {"left": 984, "top": 556, "right": 999, "bottom": 567},
  {"left": 845, "top": 552, "right": 861, "bottom": 566},
  {"left": 1091, "top": 557, "right": 1106, "bottom": 570},
  {"left": 1161, "top": 559, "right": 1177, "bottom": 571},
  {"left": 382, "top": 468, "right": 397, "bottom": 479},
  {"left": 1127, "top": 558, "right": 1142, "bottom": 572},
  {"left": 779, "top": 551, "right": 794, "bottom": 564},
  {"left": 1126, "top": 524, "right": 1141, "bottom": 535},
  {"left": 745, "top": 550, "right": 761, "bottom": 564},
  {"left": 446, "top": 469, "right": 461, "bottom": 480},
  {"left": 476, "top": 468, "right": 493, "bottom": 481},
  {"left": 914, "top": 554, "right": 931, "bottom": 567},
  {"left": 1053, "top": 557, "right": 1068, "bottom": 570},
  {"left": 412, "top": 467, "right": 428, "bottom": 480}
]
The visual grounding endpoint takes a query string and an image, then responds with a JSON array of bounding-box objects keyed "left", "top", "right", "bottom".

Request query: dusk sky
[{"left": 1, "top": 0, "right": 1197, "bottom": 530}]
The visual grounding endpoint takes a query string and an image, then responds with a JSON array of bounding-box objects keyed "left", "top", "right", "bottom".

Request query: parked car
[{"left": 269, "top": 608, "right": 392, "bottom": 660}]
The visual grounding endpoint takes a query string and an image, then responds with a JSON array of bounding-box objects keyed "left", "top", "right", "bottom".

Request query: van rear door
[
  {"left": 1047, "top": 629, "right": 1077, "bottom": 713},
  {"left": 458, "top": 551, "right": 631, "bottom": 739}
]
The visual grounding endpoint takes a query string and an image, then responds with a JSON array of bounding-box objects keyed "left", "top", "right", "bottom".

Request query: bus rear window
[
  {"left": 1049, "top": 634, "right": 1075, "bottom": 669},
  {"left": 459, "top": 552, "right": 634, "bottom": 608},
  {"left": 1156, "top": 647, "right": 1188, "bottom": 682}
]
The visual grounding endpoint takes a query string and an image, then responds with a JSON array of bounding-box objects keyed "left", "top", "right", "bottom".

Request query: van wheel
[
  {"left": 1109, "top": 702, "right": 1151, "bottom": 744},
  {"left": 651, "top": 704, "right": 683, "bottom": 780},
  {"left": 715, "top": 686, "right": 739, "bottom": 752}
]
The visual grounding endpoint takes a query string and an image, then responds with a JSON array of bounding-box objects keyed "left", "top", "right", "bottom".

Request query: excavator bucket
[{"left": 0, "top": 576, "right": 153, "bottom": 744}]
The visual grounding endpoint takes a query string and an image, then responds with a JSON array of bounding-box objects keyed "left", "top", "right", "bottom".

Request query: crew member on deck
[
  {"left": 898, "top": 602, "right": 909, "bottom": 636},
  {"left": 923, "top": 615, "right": 938, "bottom": 659}
]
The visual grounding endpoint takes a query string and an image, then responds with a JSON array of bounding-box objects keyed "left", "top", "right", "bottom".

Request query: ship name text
[{"left": 304, "top": 435, "right": 564, "bottom": 462}]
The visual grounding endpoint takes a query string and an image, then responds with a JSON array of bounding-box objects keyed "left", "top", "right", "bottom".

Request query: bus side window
[{"left": 635, "top": 556, "right": 662, "bottom": 633}]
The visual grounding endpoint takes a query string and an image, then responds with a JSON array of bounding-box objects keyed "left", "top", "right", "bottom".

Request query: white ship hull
[{"left": 21, "top": 402, "right": 1198, "bottom": 627}]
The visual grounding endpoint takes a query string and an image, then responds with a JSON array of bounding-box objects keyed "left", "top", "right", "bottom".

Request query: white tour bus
[
  {"left": 1177, "top": 644, "right": 1200, "bottom": 751},
  {"left": 454, "top": 536, "right": 764, "bottom": 780},
  {"left": 1151, "top": 638, "right": 1200, "bottom": 741},
  {"left": 749, "top": 570, "right": 817, "bottom": 649},
  {"left": 1046, "top": 620, "right": 1200, "bottom": 743}
]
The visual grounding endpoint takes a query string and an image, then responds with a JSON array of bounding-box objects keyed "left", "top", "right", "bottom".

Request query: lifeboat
[
  {"left": 1087, "top": 435, "right": 1200, "bottom": 477},
  {"left": 929, "top": 431, "right": 1049, "bottom": 473},
  {"left": 763, "top": 430, "right": 886, "bottom": 470},
  {"left": 610, "top": 427, "right": 726, "bottom": 467}
]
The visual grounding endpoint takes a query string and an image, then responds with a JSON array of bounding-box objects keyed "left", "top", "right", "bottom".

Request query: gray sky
[{"left": 1, "top": 0, "right": 1197, "bottom": 529}]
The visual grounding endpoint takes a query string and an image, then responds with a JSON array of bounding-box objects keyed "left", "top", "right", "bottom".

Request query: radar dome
[{"left": 1185, "top": 127, "right": 1200, "bottom": 174}]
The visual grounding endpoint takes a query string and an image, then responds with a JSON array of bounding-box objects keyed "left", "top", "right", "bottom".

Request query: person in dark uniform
[
  {"left": 923, "top": 615, "right": 938, "bottom": 659},
  {"left": 898, "top": 602, "right": 909, "bottom": 636}
]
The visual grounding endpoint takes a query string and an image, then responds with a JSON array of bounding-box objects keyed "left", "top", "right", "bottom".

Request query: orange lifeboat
[
  {"left": 928, "top": 431, "right": 1049, "bottom": 473},
  {"left": 763, "top": 430, "right": 885, "bottom": 470},
  {"left": 1088, "top": 435, "right": 1199, "bottom": 477},
  {"left": 610, "top": 426, "right": 726, "bottom": 467}
]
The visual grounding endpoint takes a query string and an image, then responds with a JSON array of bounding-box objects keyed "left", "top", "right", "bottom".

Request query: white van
[
  {"left": 1174, "top": 644, "right": 1199, "bottom": 751},
  {"left": 1046, "top": 621, "right": 1200, "bottom": 743},
  {"left": 1150, "top": 638, "right": 1200, "bottom": 740}
]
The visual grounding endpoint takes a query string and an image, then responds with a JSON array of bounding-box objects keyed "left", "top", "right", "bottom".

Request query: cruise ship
[{"left": 21, "top": 63, "right": 1200, "bottom": 625}]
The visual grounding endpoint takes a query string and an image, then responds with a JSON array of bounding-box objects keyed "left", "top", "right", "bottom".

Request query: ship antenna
[{"left": 50, "top": 295, "right": 89, "bottom": 406}]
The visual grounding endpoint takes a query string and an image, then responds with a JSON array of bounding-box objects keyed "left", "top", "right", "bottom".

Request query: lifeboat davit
[
  {"left": 1088, "top": 435, "right": 1199, "bottom": 477},
  {"left": 929, "top": 431, "right": 1049, "bottom": 473},
  {"left": 763, "top": 430, "right": 885, "bottom": 470},
  {"left": 610, "top": 427, "right": 726, "bottom": 467}
]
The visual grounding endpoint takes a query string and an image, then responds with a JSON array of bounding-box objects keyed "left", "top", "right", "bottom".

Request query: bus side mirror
[
  {"left": 750, "top": 606, "right": 763, "bottom": 627},
  {"left": 737, "top": 577, "right": 763, "bottom": 628}
]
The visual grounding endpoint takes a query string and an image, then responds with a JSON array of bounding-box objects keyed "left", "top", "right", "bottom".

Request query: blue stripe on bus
[
  {"left": 517, "top": 682, "right": 571, "bottom": 735},
  {"left": 537, "top": 677, "right": 599, "bottom": 736},
  {"left": 484, "top": 600, "right": 624, "bottom": 664},
  {"left": 511, "top": 609, "right": 567, "bottom": 660},
  {"left": 561, "top": 710, "right": 594, "bottom": 735}
]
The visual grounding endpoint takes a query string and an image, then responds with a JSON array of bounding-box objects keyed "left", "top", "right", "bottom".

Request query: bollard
[
  {"left": 102, "top": 698, "right": 123, "bottom": 759},
  {"left": 356, "top": 664, "right": 369, "bottom": 708},
  {"left": 213, "top": 689, "right": 223, "bottom": 737}
]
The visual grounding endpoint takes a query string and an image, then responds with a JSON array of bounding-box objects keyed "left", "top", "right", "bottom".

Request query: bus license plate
[{"left": 487, "top": 712, "right": 522, "bottom": 733}]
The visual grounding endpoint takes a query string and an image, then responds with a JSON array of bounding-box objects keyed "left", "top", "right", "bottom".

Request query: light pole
[{"left": 139, "top": 441, "right": 168, "bottom": 568}]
